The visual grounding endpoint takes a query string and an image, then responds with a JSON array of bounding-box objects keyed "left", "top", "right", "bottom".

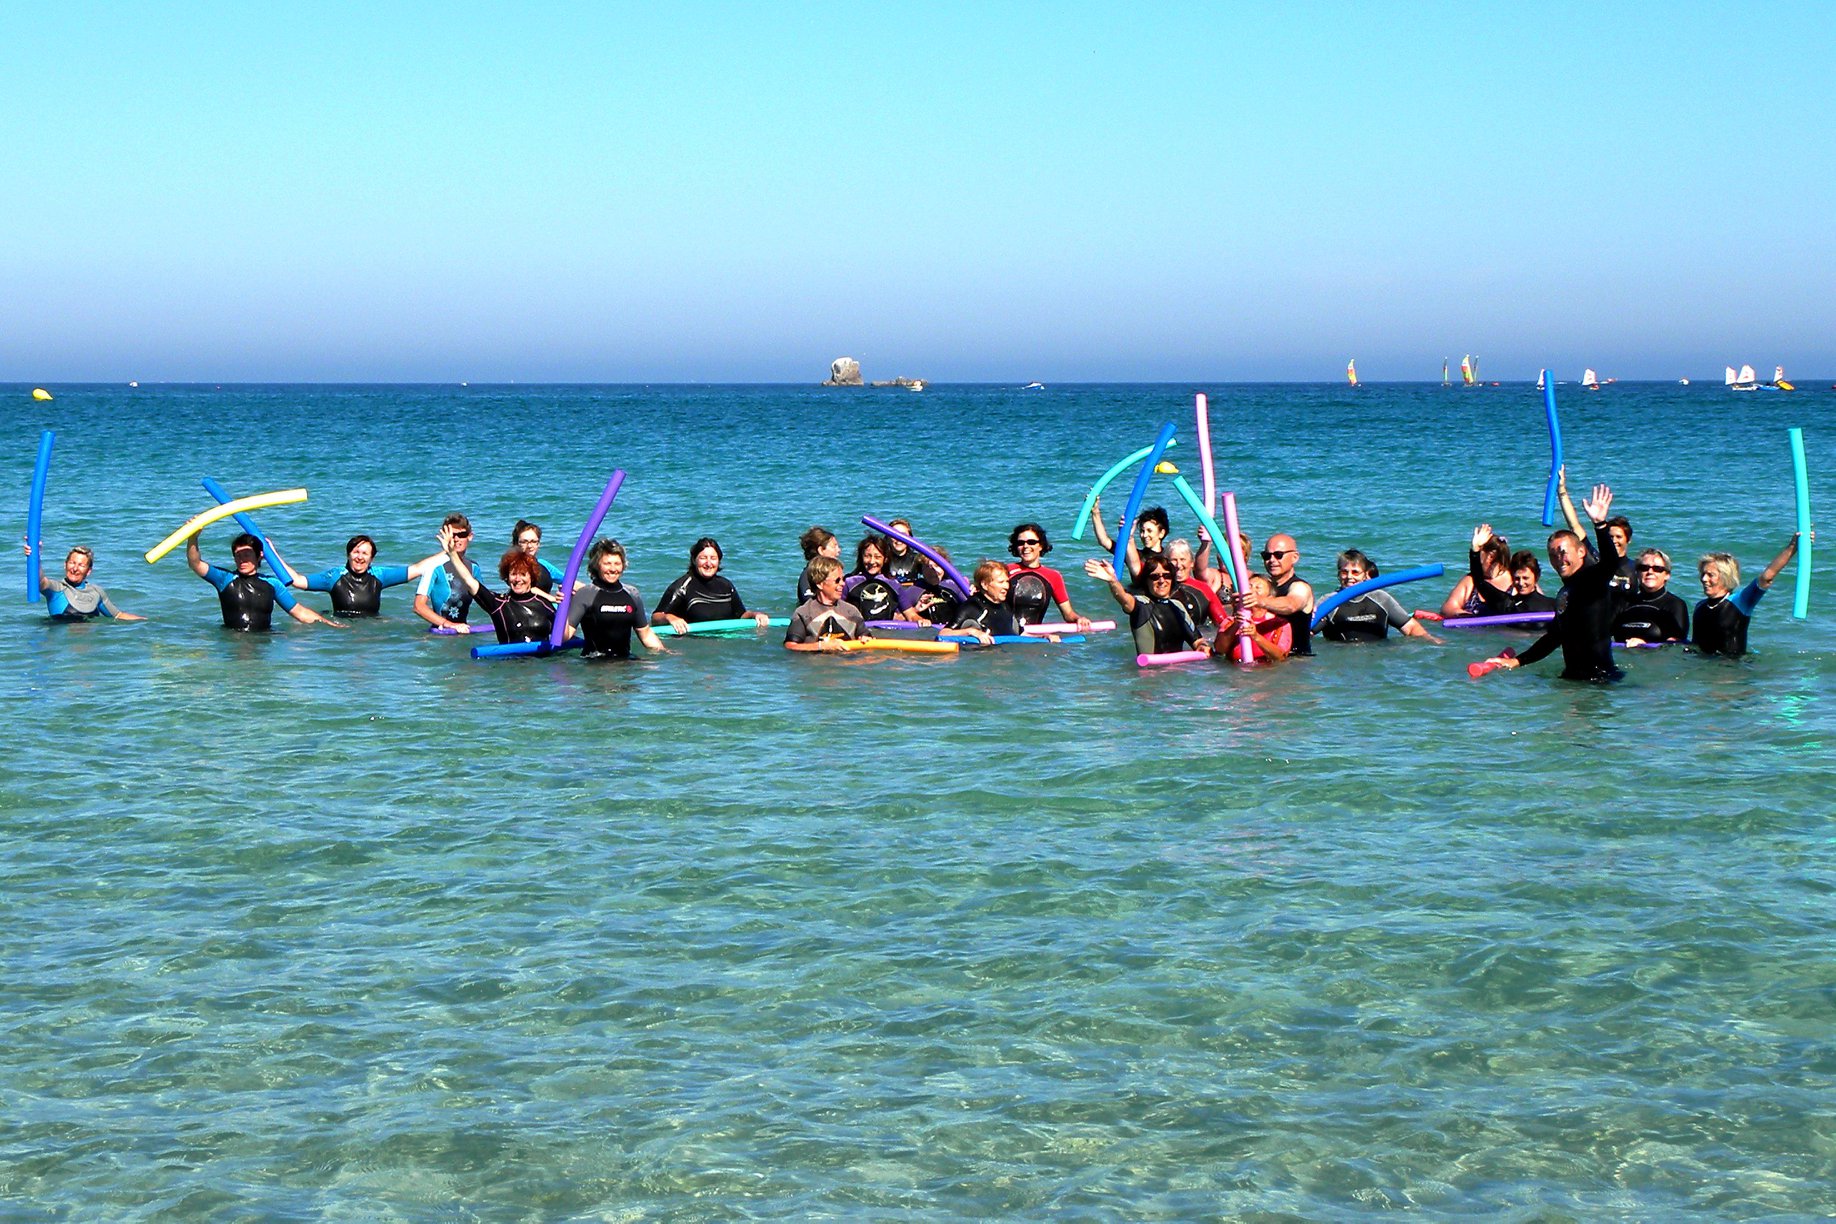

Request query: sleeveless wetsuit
[
  {"left": 203, "top": 565, "right": 297, "bottom": 632},
  {"left": 567, "top": 579, "right": 648, "bottom": 658},
  {"left": 1269, "top": 574, "right": 1314, "bottom": 656},
  {"left": 1693, "top": 581, "right": 1765, "bottom": 657},
  {"left": 1005, "top": 563, "right": 1071, "bottom": 628},
  {"left": 470, "top": 586, "right": 555, "bottom": 645},
  {"left": 42, "top": 578, "right": 122, "bottom": 621},
  {"left": 953, "top": 593, "right": 1021, "bottom": 637},
  {"left": 305, "top": 563, "right": 413, "bottom": 617},
  {"left": 654, "top": 572, "right": 748, "bottom": 624},
  {"left": 1613, "top": 588, "right": 1690, "bottom": 643}
]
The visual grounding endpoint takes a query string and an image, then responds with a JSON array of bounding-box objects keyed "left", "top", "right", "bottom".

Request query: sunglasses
[
  {"left": 1261, "top": 549, "right": 1291, "bottom": 561},
  {"left": 1016, "top": 538, "right": 1042, "bottom": 547},
  {"left": 1636, "top": 564, "right": 1669, "bottom": 573},
  {"left": 452, "top": 530, "right": 472, "bottom": 539},
  {"left": 1144, "top": 571, "right": 1174, "bottom": 582}
]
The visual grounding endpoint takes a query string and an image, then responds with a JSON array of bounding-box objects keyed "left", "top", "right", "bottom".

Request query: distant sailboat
[
  {"left": 1772, "top": 365, "right": 1795, "bottom": 391},
  {"left": 1536, "top": 369, "right": 1546, "bottom": 391},
  {"left": 1022, "top": 381, "right": 1045, "bottom": 390},
  {"left": 1347, "top": 360, "right": 1359, "bottom": 387},
  {"left": 1442, "top": 359, "right": 1450, "bottom": 387},
  {"left": 1582, "top": 368, "right": 1600, "bottom": 390},
  {"left": 1727, "top": 364, "right": 1760, "bottom": 391},
  {"left": 1460, "top": 355, "right": 1475, "bottom": 387},
  {"left": 1679, "top": 377, "right": 1690, "bottom": 386}
]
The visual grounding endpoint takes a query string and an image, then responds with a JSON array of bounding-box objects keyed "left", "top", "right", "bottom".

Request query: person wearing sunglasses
[
  {"left": 1242, "top": 534, "right": 1315, "bottom": 656},
  {"left": 439, "top": 527, "right": 560, "bottom": 646},
  {"left": 414, "top": 512, "right": 485, "bottom": 632},
  {"left": 1692, "top": 533, "right": 1807, "bottom": 658},
  {"left": 1086, "top": 498, "right": 1170, "bottom": 581},
  {"left": 1613, "top": 548, "right": 1689, "bottom": 646},
  {"left": 1479, "top": 483, "right": 1624, "bottom": 682},
  {"left": 510, "top": 519, "right": 568, "bottom": 593},
  {"left": 1005, "top": 523, "right": 1092, "bottom": 631},
  {"left": 1315, "top": 549, "right": 1439, "bottom": 643},
  {"left": 186, "top": 530, "right": 342, "bottom": 632},
  {"left": 1084, "top": 555, "right": 1206, "bottom": 656}
]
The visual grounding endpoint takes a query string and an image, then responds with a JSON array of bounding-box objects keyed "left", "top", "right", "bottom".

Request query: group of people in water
[{"left": 23, "top": 464, "right": 1807, "bottom": 680}]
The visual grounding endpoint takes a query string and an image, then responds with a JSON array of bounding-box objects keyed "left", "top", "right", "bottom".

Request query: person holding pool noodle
[
  {"left": 282, "top": 535, "right": 448, "bottom": 617},
  {"left": 652, "top": 536, "right": 774, "bottom": 633},
  {"left": 440, "top": 530, "right": 561, "bottom": 646},
  {"left": 1314, "top": 551, "right": 1440, "bottom": 643},
  {"left": 785, "top": 556, "right": 872, "bottom": 652},
  {"left": 1692, "top": 534, "right": 1807, "bottom": 658},
  {"left": 1481, "top": 483, "right": 1624, "bottom": 682},
  {"left": 1085, "top": 555, "right": 1208, "bottom": 656},
  {"left": 186, "top": 530, "right": 342, "bottom": 632},
  {"left": 23, "top": 541, "right": 146, "bottom": 622},
  {"left": 951, "top": 560, "right": 1023, "bottom": 644}
]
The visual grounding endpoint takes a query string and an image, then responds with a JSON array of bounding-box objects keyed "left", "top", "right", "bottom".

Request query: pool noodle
[
  {"left": 937, "top": 632, "right": 1080, "bottom": 646},
  {"left": 1169, "top": 474, "right": 1243, "bottom": 594},
  {"left": 1022, "top": 620, "right": 1114, "bottom": 635},
  {"left": 1114, "top": 422, "right": 1179, "bottom": 577},
  {"left": 1196, "top": 393, "right": 1215, "bottom": 517},
  {"left": 25, "top": 430, "right": 52, "bottom": 602},
  {"left": 862, "top": 516, "right": 972, "bottom": 600},
  {"left": 1221, "top": 492, "right": 1254, "bottom": 664},
  {"left": 471, "top": 637, "right": 587, "bottom": 660},
  {"left": 1070, "top": 439, "right": 1179, "bottom": 541},
  {"left": 145, "top": 489, "right": 308, "bottom": 563},
  {"left": 667, "top": 617, "right": 791, "bottom": 635},
  {"left": 1541, "top": 376, "right": 1564, "bottom": 527},
  {"left": 1790, "top": 427, "right": 1811, "bottom": 619},
  {"left": 546, "top": 470, "right": 624, "bottom": 651},
  {"left": 201, "top": 477, "right": 296, "bottom": 583},
  {"left": 429, "top": 624, "right": 478, "bottom": 635},
  {"left": 836, "top": 638, "right": 959, "bottom": 655},
  {"left": 865, "top": 619, "right": 930, "bottom": 631},
  {"left": 1137, "top": 649, "right": 1210, "bottom": 667},
  {"left": 1440, "top": 611, "right": 1555, "bottom": 628},
  {"left": 1309, "top": 564, "right": 1446, "bottom": 628}
]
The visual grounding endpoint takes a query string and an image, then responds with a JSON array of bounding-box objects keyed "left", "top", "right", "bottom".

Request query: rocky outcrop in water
[{"left": 823, "top": 357, "right": 862, "bottom": 386}]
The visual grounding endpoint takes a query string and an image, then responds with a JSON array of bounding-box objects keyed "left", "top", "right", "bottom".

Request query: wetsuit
[
  {"left": 795, "top": 564, "right": 819, "bottom": 606},
  {"left": 1508, "top": 590, "right": 1558, "bottom": 615},
  {"left": 1317, "top": 589, "right": 1414, "bottom": 642},
  {"left": 882, "top": 548, "right": 924, "bottom": 584},
  {"left": 1693, "top": 581, "right": 1766, "bottom": 657},
  {"left": 1174, "top": 577, "right": 1227, "bottom": 633},
  {"left": 655, "top": 571, "right": 749, "bottom": 624},
  {"left": 202, "top": 565, "right": 298, "bottom": 632},
  {"left": 470, "top": 585, "right": 555, "bottom": 645},
  {"left": 785, "top": 597, "right": 868, "bottom": 644},
  {"left": 910, "top": 577, "right": 961, "bottom": 626},
  {"left": 1129, "top": 595, "right": 1201, "bottom": 655},
  {"left": 842, "top": 573, "right": 917, "bottom": 622},
  {"left": 1005, "top": 563, "right": 1072, "bottom": 628},
  {"left": 1613, "top": 588, "right": 1690, "bottom": 643},
  {"left": 567, "top": 579, "right": 648, "bottom": 658},
  {"left": 1268, "top": 574, "right": 1314, "bottom": 656},
  {"left": 417, "top": 558, "right": 484, "bottom": 624},
  {"left": 1464, "top": 552, "right": 1515, "bottom": 616},
  {"left": 41, "top": 577, "right": 122, "bottom": 621},
  {"left": 527, "top": 557, "right": 567, "bottom": 594},
  {"left": 1512, "top": 521, "right": 1624, "bottom": 681},
  {"left": 303, "top": 563, "right": 414, "bottom": 617},
  {"left": 953, "top": 592, "right": 1021, "bottom": 637}
]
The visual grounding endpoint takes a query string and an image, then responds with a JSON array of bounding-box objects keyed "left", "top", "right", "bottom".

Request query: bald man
[{"left": 1248, "top": 533, "right": 1314, "bottom": 656}]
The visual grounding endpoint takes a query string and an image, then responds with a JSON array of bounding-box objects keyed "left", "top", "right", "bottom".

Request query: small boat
[
  {"left": 1022, "top": 381, "right": 1045, "bottom": 391},
  {"left": 1727, "top": 364, "right": 1760, "bottom": 392},
  {"left": 1442, "top": 359, "right": 1450, "bottom": 387},
  {"left": 1536, "top": 369, "right": 1546, "bottom": 391},
  {"left": 1347, "top": 360, "right": 1359, "bottom": 387},
  {"left": 1772, "top": 366, "right": 1796, "bottom": 392},
  {"left": 1460, "top": 355, "right": 1476, "bottom": 387},
  {"left": 1582, "top": 368, "right": 1600, "bottom": 390},
  {"left": 1680, "top": 378, "right": 1690, "bottom": 386}
]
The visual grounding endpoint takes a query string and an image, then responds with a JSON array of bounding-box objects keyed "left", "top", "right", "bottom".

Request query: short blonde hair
[
  {"left": 807, "top": 555, "right": 844, "bottom": 585},
  {"left": 1698, "top": 552, "right": 1740, "bottom": 591}
]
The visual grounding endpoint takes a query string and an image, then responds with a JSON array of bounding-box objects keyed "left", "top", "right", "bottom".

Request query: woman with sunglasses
[
  {"left": 1613, "top": 547, "right": 1689, "bottom": 646},
  {"left": 1006, "top": 523, "right": 1092, "bottom": 630},
  {"left": 1084, "top": 555, "right": 1207, "bottom": 656},
  {"left": 414, "top": 513, "right": 485, "bottom": 632},
  {"left": 1692, "top": 533, "right": 1806, "bottom": 658},
  {"left": 652, "top": 536, "right": 773, "bottom": 633}
]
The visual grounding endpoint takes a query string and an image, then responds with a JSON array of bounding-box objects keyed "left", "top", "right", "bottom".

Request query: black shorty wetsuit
[
  {"left": 1514, "top": 521, "right": 1624, "bottom": 681},
  {"left": 1171, "top": 583, "right": 1217, "bottom": 634},
  {"left": 882, "top": 549, "right": 924, "bottom": 584},
  {"left": 568, "top": 579, "right": 648, "bottom": 658},
  {"left": 1007, "top": 570, "right": 1055, "bottom": 627},
  {"left": 1693, "top": 582, "right": 1766, "bottom": 657},
  {"left": 1614, "top": 589, "right": 1690, "bottom": 642},
  {"left": 654, "top": 572, "right": 746, "bottom": 624},
  {"left": 954, "top": 593, "right": 1021, "bottom": 637},
  {"left": 471, "top": 586, "right": 554, "bottom": 645},
  {"left": 1318, "top": 590, "right": 1412, "bottom": 642},
  {"left": 1269, "top": 575, "right": 1313, "bottom": 656},
  {"left": 1130, "top": 595, "right": 1201, "bottom": 655}
]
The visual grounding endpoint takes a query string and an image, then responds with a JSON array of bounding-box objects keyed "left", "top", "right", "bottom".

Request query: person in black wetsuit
[
  {"left": 285, "top": 534, "right": 446, "bottom": 617},
  {"left": 1613, "top": 547, "right": 1690, "bottom": 645},
  {"left": 185, "top": 531, "right": 342, "bottom": 632},
  {"left": 1484, "top": 483, "right": 1624, "bottom": 681},
  {"left": 950, "top": 559, "right": 1022, "bottom": 643},
  {"left": 1507, "top": 551, "right": 1559, "bottom": 615},
  {"left": 1692, "top": 534, "right": 1806, "bottom": 658},
  {"left": 1086, "top": 555, "right": 1208, "bottom": 655},
  {"left": 570, "top": 538, "right": 671, "bottom": 659},
  {"left": 1444, "top": 526, "right": 1514, "bottom": 618},
  {"left": 842, "top": 535, "right": 923, "bottom": 623},
  {"left": 444, "top": 534, "right": 558, "bottom": 645},
  {"left": 908, "top": 544, "right": 964, "bottom": 627},
  {"left": 795, "top": 526, "right": 841, "bottom": 604},
  {"left": 652, "top": 536, "right": 772, "bottom": 634},
  {"left": 1004, "top": 523, "right": 1092, "bottom": 630},
  {"left": 1315, "top": 549, "right": 1439, "bottom": 643},
  {"left": 1243, "top": 533, "right": 1313, "bottom": 656},
  {"left": 879, "top": 518, "right": 929, "bottom": 585}
]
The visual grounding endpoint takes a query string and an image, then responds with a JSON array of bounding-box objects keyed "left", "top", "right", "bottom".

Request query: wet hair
[
  {"left": 344, "top": 534, "right": 376, "bottom": 558},
  {"left": 1007, "top": 523, "right": 1052, "bottom": 557},
  {"left": 442, "top": 512, "right": 472, "bottom": 533},
  {"left": 512, "top": 519, "right": 542, "bottom": 545},
  {"left": 806, "top": 555, "right": 844, "bottom": 585},
  {"left": 1603, "top": 515, "right": 1632, "bottom": 542},
  {"left": 1699, "top": 552, "right": 1741, "bottom": 591},
  {"left": 854, "top": 535, "right": 888, "bottom": 571},
  {"left": 1336, "top": 548, "right": 1377, "bottom": 578},
  {"left": 498, "top": 549, "right": 541, "bottom": 582},
  {"left": 972, "top": 558, "right": 1008, "bottom": 592},
  {"left": 587, "top": 538, "right": 627, "bottom": 573},
  {"left": 231, "top": 532, "right": 262, "bottom": 557},
  {"left": 800, "top": 526, "right": 835, "bottom": 560},
  {"left": 1477, "top": 532, "right": 1511, "bottom": 575},
  {"left": 1509, "top": 550, "right": 1542, "bottom": 578},
  {"left": 1138, "top": 555, "right": 1176, "bottom": 582},
  {"left": 688, "top": 536, "right": 723, "bottom": 568},
  {"left": 1547, "top": 529, "right": 1582, "bottom": 552}
]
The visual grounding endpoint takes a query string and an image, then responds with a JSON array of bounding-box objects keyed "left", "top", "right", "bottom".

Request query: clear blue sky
[{"left": 5, "top": 2, "right": 1832, "bottom": 382}]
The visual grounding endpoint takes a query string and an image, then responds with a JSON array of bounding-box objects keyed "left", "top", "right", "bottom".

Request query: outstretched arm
[
  {"left": 185, "top": 532, "right": 210, "bottom": 579},
  {"left": 1756, "top": 531, "right": 1806, "bottom": 590},
  {"left": 1083, "top": 557, "right": 1138, "bottom": 613},
  {"left": 1087, "top": 497, "right": 1116, "bottom": 553},
  {"left": 1557, "top": 466, "right": 1586, "bottom": 541}
]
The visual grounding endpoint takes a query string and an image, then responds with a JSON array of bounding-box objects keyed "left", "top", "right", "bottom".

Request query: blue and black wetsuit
[
  {"left": 42, "top": 578, "right": 123, "bottom": 622},
  {"left": 303, "top": 564, "right": 414, "bottom": 617},
  {"left": 202, "top": 565, "right": 298, "bottom": 632},
  {"left": 1693, "top": 582, "right": 1766, "bottom": 657},
  {"left": 417, "top": 558, "right": 483, "bottom": 624}
]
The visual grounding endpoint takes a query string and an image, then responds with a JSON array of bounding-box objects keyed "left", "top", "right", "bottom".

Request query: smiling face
[
  {"left": 506, "top": 569, "right": 534, "bottom": 595},
  {"left": 1699, "top": 564, "right": 1728, "bottom": 599},
  {"left": 1511, "top": 566, "right": 1540, "bottom": 596},
  {"left": 693, "top": 545, "right": 721, "bottom": 578},
  {"left": 346, "top": 540, "right": 375, "bottom": 574},
  {"left": 1139, "top": 520, "right": 1167, "bottom": 550},
  {"left": 1012, "top": 531, "right": 1045, "bottom": 565},
  {"left": 64, "top": 549, "right": 93, "bottom": 584},
  {"left": 1337, "top": 559, "right": 1370, "bottom": 589},
  {"left": 1607, "top": 525, "right": 1630, "bottom": 556},
  {"left": 979, "top": 567, "right": 1010, "bottom": 602},
  {"left": 516, "top": 529, "right": 541, "bottom": 556},
  {"left": 1167, "top": 542, "right": 1194, "bottom": 581},
  {"left": 1634, "top": 552, "right": 1670, "bottom": 593},
  {"left": 820, "top": 536, "right": 842, "bottom": 561},
  {"left": 595, "top": 551, "right": 626, "bottom": 584},
  {"left": 817, "top": 568, "right": 847, "bottom": 603},
  {"left": 859, "top": 543, "right": 885, "bottom": 574},
  {"left": 1547, "top": 533, "right": 1587, "bottom": 579},
  {"left": 1263, "top": 535, "right": 1298, "bottom": 582}
]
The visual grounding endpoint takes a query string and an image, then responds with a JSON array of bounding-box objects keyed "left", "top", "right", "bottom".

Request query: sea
[{"left": 3, "top": 381, "right": 1832, "bottom": 1219}]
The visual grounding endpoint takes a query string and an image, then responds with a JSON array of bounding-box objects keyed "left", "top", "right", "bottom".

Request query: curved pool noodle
[
  {"left": 1221, "top": 492, "right": 1254, "bottom": 663},
  {"left": 1023, "top": 619, "right": 1114, "bottom": 635},
  {"left": 1541, "top": 376, "right": 1564, "bottom": 527},
  {"left": 862, "top": 516, "right": 972, "bottom": 600},
  {"left": 547, "top": 470, "right": 625, "bottom": 650},
  {"left": 1310, "top": 564, "right": 1446, "bottom": 629},
  {"left": 1137, "top": 649, "right": 1211, "bottom": 667},
  {"left": 836, "top": 638, "right": 959, "bottom": 655},
  {"left": 145, "top": 489, "right": 307, "bottom": 563},
  {"left": 1790, "top": 427, "right": 1811, "bottom": 619},
  {"left": 1169, "top": 474, "right": 1243, "bottom": 594},
  {"left": 201, "top": 477, "right": 295, "bottom": 584},
  {"left": 471, "top": 637, "right": 587, "bottom": 659},
  {"left": 1070, "top": 438, "right": 1179, "bottom": 541},
  {"left": 1195, "top": 393, "right": 1216, "bottom": 518},
  {"left": 25, "top": 430, "right": 52, "bottom": 602},
  {"left": 667, "top": 617, "right": 790, "bottom": 635},
  {"left": 1113, "top": 423, "right": 1178, "bottom": 576},
  {"left": 1441, "top": 611, "right": 1556, "bottom": 628}
]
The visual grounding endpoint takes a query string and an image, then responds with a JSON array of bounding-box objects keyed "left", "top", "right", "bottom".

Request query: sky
[{"left": 4, "top": 2, "right": 1833, "bottom": 383}]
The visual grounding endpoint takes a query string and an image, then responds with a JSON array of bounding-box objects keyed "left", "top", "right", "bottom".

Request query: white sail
[
  {"left": 1583, "top": 368, "right": 1598, "bottom": 387},
  {"left": 1725, "top": 366, "right": 1738, "bottom": 385},
  {"left": 1738, "top": 364, "right": 1757, "bottom": 385},
  {"left": 1536, "top": 369, "right": 1546, "bottom": 390}
]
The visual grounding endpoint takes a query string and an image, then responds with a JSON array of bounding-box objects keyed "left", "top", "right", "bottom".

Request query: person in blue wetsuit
[
  {"left": 1693, "top": 534, "right": 1806, "bottom": 658},
  {"left": 652, "top": 536, "right": 772, "bottom": 634},
  {"left": 186, "top": 531, "right": 342, "bottom": 632},
  {"left": 414, "top": 513, "right": 485, "bottom": 633},
  {"left": 284, "top": 534, "right": 445, "bottom": 617},
  {"left": 511, "top": 519, "right": 568, "bottom": 593},
  {"left": 1483, "top": 483, "right": 1622, "bottom": 682},
  {"left": 23, "top": 541, "right": 145, "bottom": 622},
  {"left": 569, "top": 539, "right": 672, "bottom": 659}
]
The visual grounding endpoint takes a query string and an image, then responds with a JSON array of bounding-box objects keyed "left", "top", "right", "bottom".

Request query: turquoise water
[{"left": 4, "top": 382, "right": 1833, "bottom": 1218}]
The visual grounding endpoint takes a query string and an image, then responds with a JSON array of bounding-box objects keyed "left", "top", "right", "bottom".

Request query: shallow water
[{"left": 3, "top": 381, "right": 1833, "bottom": 1218}]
